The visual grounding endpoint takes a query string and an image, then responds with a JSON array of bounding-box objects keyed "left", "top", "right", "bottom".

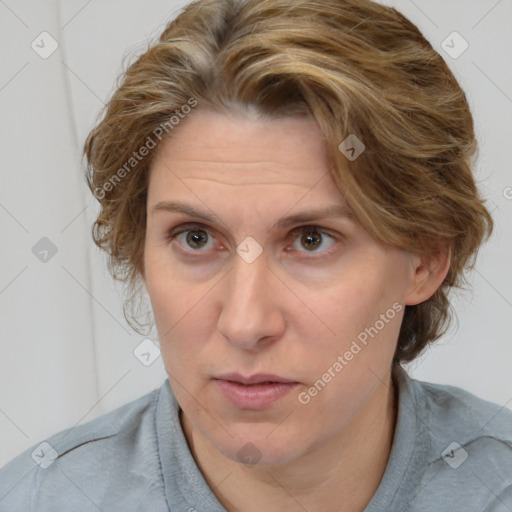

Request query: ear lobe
[{"left": 405, "top": 245, "right": 451, "bottom": 306}]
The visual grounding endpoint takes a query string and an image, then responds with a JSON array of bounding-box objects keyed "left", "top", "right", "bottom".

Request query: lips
[
  {"left": 215, "top": 373, "right": 298, "bottom": 385},
  {"left": 213, "top": 373, "right": 300, "bottom": 410}
]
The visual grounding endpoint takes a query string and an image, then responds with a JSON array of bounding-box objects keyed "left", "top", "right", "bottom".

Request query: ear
[{"left": 405, "top": 245, "right": 451, "bottom": 306}]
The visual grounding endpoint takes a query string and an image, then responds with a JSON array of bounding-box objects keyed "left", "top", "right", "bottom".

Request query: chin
[
  {"left": 211, "top": 427, "right": 308, "bottom": 467},
  {"left": 222, "top": 442, "right": 302, "bottom": 467}
]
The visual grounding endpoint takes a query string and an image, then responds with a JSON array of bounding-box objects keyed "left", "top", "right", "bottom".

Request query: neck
[{"left": 181, "top": 370, "right": 397, "bottom": 512}]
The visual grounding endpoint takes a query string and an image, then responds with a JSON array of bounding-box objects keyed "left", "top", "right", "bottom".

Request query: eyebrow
[{"left": 150, "top": 201, "right": 356, "bottom": 229}]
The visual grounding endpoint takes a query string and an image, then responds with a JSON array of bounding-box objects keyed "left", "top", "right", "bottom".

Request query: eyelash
[{"left": 165, "top": 223, "right": 339, "bottom": 258}]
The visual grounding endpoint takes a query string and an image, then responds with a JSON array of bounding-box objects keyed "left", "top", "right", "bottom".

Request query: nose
[{"left": 216, "top": 250, "right": 286, "bottom": 351}]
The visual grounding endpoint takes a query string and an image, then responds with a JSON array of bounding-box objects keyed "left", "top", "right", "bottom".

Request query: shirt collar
[
  {"left": 155, "top": 366, "right": 428, "bottom": 512},
  {"left": 364, "top": 365, "right": 430, "bottom": 511},
  {"left": 156, "top": 379, "right": 227, "bottom": 511}
]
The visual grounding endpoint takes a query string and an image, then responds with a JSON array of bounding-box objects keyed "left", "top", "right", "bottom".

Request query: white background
[{"left": 0, "top": 0, "right": 511, "bottom": 468}]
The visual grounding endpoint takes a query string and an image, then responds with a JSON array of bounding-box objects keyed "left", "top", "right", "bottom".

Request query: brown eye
[
  {"left": 300, "top": 230, "right": 323, "bottom": 251},
  {"left": 291, "top": 226, "right": 336, "bottom": 254},
  {"left": 167, "top": 225, "right": 217, "bottom": 252},
  {"left": 185, "top": 229, "right": 209, "bottom": 249}
]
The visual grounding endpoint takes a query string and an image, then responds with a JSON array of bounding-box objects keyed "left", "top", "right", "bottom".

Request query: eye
[
  {"left": 167, "top": 224, "right": 218, "bottom": 252},
  {"left": 166, "top": 223, "right": 338, "bottom": 256},
  {"left": 289, "top": 226, "right": 337, "bottom": 254}
]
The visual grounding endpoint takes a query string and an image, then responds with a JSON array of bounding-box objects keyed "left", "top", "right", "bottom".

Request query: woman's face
[{"left": 144, "top": 109, "right": 420, "bottom": 466}]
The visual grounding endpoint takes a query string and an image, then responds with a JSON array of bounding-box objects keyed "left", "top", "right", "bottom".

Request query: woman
[{"left": 1, "top": 0, "right": 510, "bottom": 510}]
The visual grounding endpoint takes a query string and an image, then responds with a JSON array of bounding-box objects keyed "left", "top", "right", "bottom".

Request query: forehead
[{"left": 149, "top": 109, "right": 335, "bottom": 190}]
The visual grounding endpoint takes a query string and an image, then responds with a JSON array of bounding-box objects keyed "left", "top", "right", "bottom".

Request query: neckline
[
  {"left": 155, "top": 380, "right": 227, "bottom": 511},
  {"left": 363, "top": 366, "right": 430, "bottom": 511},
  {"left": 155, "top": 366, "right": 429, "bottom": 512}
]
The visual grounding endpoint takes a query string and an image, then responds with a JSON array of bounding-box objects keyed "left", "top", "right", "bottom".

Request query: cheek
[
  {"left": 317, "top": 269, "right": 395, "bottom": 334},
  {"left": 301, "top": 258, "right": 406, "bottom": 370},
  {"left": 144, "top": 251, "right": 217, "bottom": 369},
  {"left": 144, "top": 245, "right": 201, "bottom": 327},
  {"left": 295, "top": 271, "right": 403, "bottom": 425}
]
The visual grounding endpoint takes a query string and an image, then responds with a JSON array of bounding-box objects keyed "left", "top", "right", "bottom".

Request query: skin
[{"left": 143, "top": 109, "right": 450, "bottom": 512}]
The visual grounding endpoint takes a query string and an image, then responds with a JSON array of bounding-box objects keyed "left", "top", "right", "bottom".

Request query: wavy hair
[{"left": 84, "top": 0, "right": 493, "bottom": 364}]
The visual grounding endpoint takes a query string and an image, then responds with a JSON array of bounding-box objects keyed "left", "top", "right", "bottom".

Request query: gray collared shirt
[{"left": 1, "top": 366, "right": 511, "bottom": 511}]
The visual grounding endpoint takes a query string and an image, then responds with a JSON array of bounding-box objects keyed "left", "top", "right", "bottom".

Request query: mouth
[
  {"left": 215, "top": 373, "right": 298, "bottom": 385},
  {"left": 213, "top": 373, "right": 300, "bottom": 410}
]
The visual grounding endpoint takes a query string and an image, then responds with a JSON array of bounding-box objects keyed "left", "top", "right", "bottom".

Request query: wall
[{"left": 0, "top": 0, "right": 511, "bottom": 468}]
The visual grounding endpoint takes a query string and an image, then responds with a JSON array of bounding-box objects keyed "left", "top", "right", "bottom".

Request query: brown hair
[{"left": 84, "top": 0, "right": 493, "bottom": 364}]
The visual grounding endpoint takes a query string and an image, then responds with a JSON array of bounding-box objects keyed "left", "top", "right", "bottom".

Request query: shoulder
[
  {"left": 403, "top": 370, "right": 512, "bottom": 510},
  {"left": 0, "top": 387, "right": 166, "bottom": 512},
  {"left": 417, "top": 376, "right": 512, "bottom": 452}
]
